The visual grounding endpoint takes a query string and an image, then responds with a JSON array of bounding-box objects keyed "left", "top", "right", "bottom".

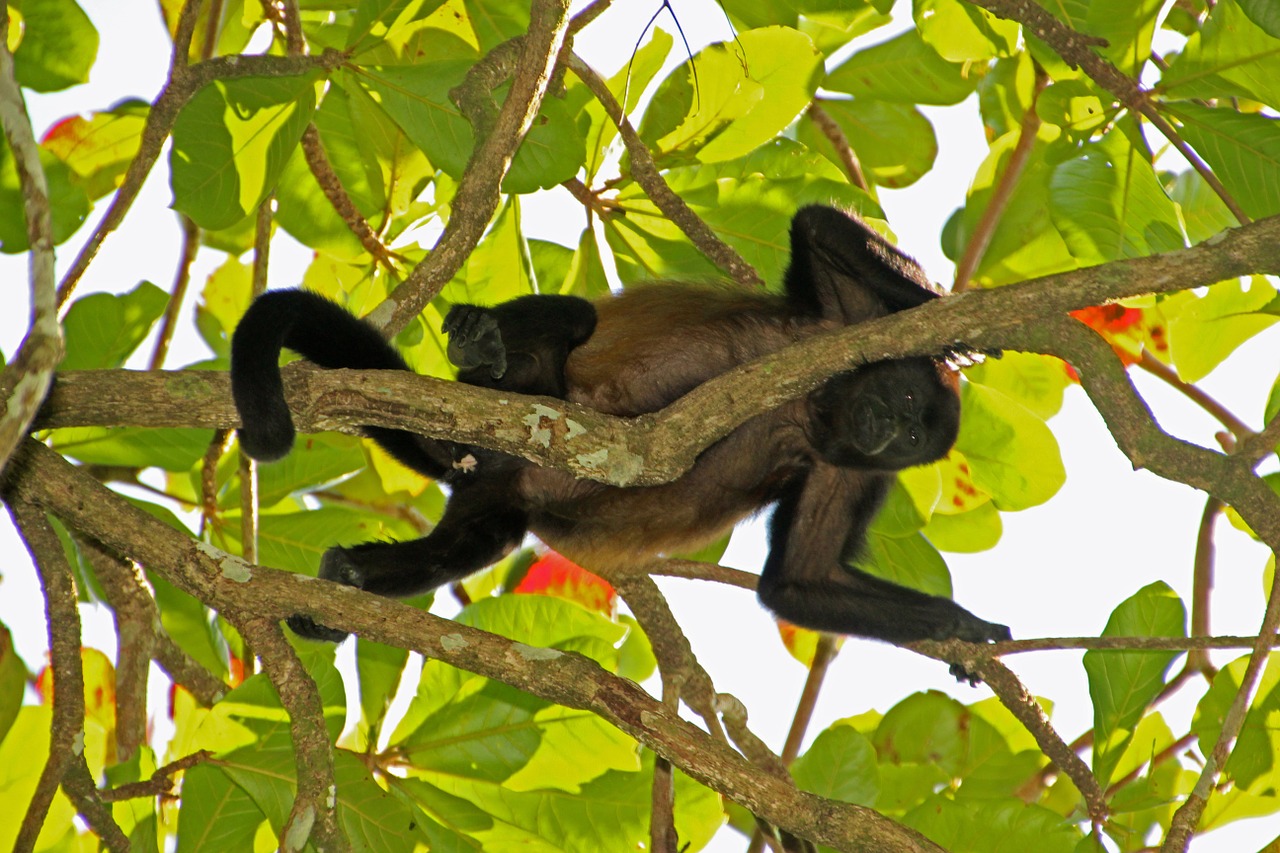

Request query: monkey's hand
[{"left": 443, "top": 305, "right": 508, "bottom": 379}]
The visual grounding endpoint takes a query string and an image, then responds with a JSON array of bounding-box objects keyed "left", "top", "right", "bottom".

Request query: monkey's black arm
[
  {"left": 784, "top": 205, "right": 942, "bottom": 320},
  {"left": 757, "top": 465, "right": 1009, "bottom": 646},
  {"left": 287, "top": 474, "right": 531, "bottom": 641}
]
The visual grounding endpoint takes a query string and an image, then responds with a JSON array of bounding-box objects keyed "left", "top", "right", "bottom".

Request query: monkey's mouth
[{"left": 852, "top": 397, "right": 895, "bottom": 456}]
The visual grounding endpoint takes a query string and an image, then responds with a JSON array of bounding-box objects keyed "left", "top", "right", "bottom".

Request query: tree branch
[{"left": 2, "top": 439, "right": 945, "bottom": 853}]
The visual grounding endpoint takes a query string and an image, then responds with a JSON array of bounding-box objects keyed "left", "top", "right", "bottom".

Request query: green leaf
[
  {"left": 1167, "top": 102, "right": 1280, "bottom": 220},
  {"left": 171, "top": 73, "right": 319, "bottom": 230},
  {"left": 791, "top": 724, "right": 879, "bottom": 806},
  {"left": 41, "top": 99, "right": 148, "bottom": 200},
  {"left": 1194, "top": 653, "right": 1280, "bottom": 795},
  {"left": 1085, "top": 581, "right": 1185, "bottom": 787},
  {"left": 443, "top": 197, "right": 534, "bottom": 303},
  {"left": 640, "top": 27, "right": 824, "bottom": 164},
  {"left": 11, "top": 0, "right": 98, "bottom": 92},
  {"left": 826, "top": 28, "right": 979, "bottom": 105},
  {"left": 904, "top": 797, "right": 1083, "bottom": 852},
  {"left": 1166, "top": 167, "right": 1237, "bottom": 245},
  {"left": 0, "top": 624, "right": 25, "bottom": 746},
  {"left": 1168, "top": 277, "right": 1279, "bottom": 382},
  {"left": 923, "top": 499, "right": 1003, "bottom": 553},
  {"left": 914, "top": 0, "right": 1019, "bottom": 63},
  {"left": 946, "top": 133, "right": 1076, "bottom": 286},
  {"left": 1240, "top": 0, "right": 1280, "bottom": 37},
  {"left": 1049, "top": 135, "right": 1184, "bottom": 265},
  {"left": 800, "top": 99, "right": 938, "bottom": 189},
  {"left": 356, "top": 639, "right": 410, "bottom": 733},
  {"left": 606, "top": 140, "right": 872, "bottom": 285},
  {"left": 963, "top": 351, "right": 1069, "bottom": 421},
  {"left": 175, "top": 764, "right": 265, "bottom": 853},
  {"left": 1164, "top": 0, "right": 1280, "bottom": 109},
  {"left": 0, "top": 143, "right": 91, "bottom": 254},
  {"left": 224, "top": 506, "right": 416, "bottom": 575},
  {"left": 859, "top": 528, "right": 953, "bottom": 597},
  {"left": 955, "top": 382, "right": 1065, "bottom": 511},
  {"left": 47, "top": 427, "right": 213, "bottom": 472},
  {"left": 720, "top": 0, "right": 890, "bottom": 54},
  {"left": 61, "top": 281, "right": 169, "bottom": 370}
]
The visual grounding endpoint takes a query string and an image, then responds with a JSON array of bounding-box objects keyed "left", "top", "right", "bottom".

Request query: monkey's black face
[{"left": 810, "top": 358, "right": 960, "bottom": 471}]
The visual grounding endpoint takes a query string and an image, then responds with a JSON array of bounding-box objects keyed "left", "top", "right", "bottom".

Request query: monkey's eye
[{"left": 907, "top": 428, "right": 919, "bottom": 446}]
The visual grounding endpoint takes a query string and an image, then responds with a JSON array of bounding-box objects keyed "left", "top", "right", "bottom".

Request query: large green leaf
[
  {"left": 1085, "top": 582, "right": 1185, "bottom": 787},
  {"left": 1164, "top": 0, "right": 1280, "bottom": 110},
  {"left": 61, "top": 281, "right": 168, "bottom": 370},
  {"left": 826, "top": 28, "right": 979, "bottom": 105},
  {"left": 954, "top": 383, "right": 1065, "bottom": 511},
  {"left": 1194, "top": 653, "right": 1280, "bottom": 796},
  {"left": 0, "top": 143, "right": 91, "bottom": 254},
  {"left": 1167, "top": 102, "right": 1280, "bottom": 220},
  {"left": 640, "top": 27, "right": 824, "bottom": 164},
  {"left": 799, "top": 99, "right": 938, "bottom": 189},
  {"left": 904, "top": 797, "right": 1082, "bottom": 851},
  {"left": 41, "top": 99, "right": 148, "bottom": 200},
  {"left": 11, "top": 0, "right": 98, "bottom": 92},
  {"left": 791, "top": 724, "right": 879, "bottom": 806},
  {"left": 1168, "top": 277, "right": 1280, "bottom": 382},
  {"left": 1049, "top": 135, "right": 1184, "bottom": 264},
  {"left": 914, "top": 0, "right": 1019, "bottom": 63},
  {"left": 171, "top": 73, "right": 319, "bottom": 230}
]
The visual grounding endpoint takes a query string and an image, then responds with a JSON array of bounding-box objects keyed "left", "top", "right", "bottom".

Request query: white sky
[{"left": 0, "top": 2, "right": 1277, "bottom": 851}]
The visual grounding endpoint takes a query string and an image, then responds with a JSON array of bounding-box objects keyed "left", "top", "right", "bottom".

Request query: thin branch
[
  {"left": 148, "top": 216, "right": 200, "bottom": 370},
  {"left": 566, "top": 52, "right": 763, "bottom": 288},
  {"left": 806, "top": 102, "right": 867, "bottom": 191},
  {"left": 952, "top": 65, "right": 1049, "bottom": 291},
  {"left": 375, "top": 0, "right": 573, "bottom": 335},
  {"left": 61, "top": 756, "right": 129, "bottom": 852},
  {"left": 8, "top": 501, "right": 85, "bottom": 853},
  {"left": 240, "top": 615, "right": 347, "bottom": 852},
  {"left": 1136, "top": 350, "right": 1254, "bottom": 441}
]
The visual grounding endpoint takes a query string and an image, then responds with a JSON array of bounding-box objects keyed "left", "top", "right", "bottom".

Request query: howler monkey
[{"left": 230, "top": 205, "right": 1010, "bottom": 653}]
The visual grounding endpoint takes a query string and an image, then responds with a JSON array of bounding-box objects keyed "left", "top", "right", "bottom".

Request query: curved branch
[
  {"left": 2, "top": 439, "right": 945, "bottom": 853},
  {"left": 376, "top": 0, "right": 573, "bottom": 336}
]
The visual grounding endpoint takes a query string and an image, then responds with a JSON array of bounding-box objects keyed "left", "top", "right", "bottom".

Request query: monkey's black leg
[
  {"left": 757, "top": 466, "right": 1010, "bottom": 647},
  {"left": 287, "top": 477, "right": 529, "bottom": 641},
  {"left": 784, "top": 205, "right": 942, "bottom": 319}
]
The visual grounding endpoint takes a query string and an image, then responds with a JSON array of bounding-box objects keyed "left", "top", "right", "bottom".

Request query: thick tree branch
[
  {"left": 2, "top": 439, "right": 944, "bottom": 853},
  {"left": 33, "top": 213, "right": 1280, "bottom": 488}
]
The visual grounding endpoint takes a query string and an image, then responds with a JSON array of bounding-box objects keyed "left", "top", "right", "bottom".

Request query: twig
[
  {"left": 8, "top": 501, "right": 85, "bottom": 853},
  {"left": 1136, "top": 350, "right": 1254, "bottom": 440},
  {"left": 952, "top": 66, "right": 1049, "bottom": 291},
  {"left": 148, "top": 216, "right": 200, "bottom": 370},
  {"left": 806, "top": 102, "right": 867, "bottom": 191},
  {"left": 566, "top": 52, "right": 763, "bottom": 288}
]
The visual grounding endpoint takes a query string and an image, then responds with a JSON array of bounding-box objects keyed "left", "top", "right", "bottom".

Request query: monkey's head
[{"left": 809, "top": 358, "right": 960, "bottom": 471}]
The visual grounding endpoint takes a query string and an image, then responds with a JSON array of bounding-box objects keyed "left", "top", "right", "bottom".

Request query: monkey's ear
[{"left": 783, "top": 206, "right": 942, "bottom": 322}]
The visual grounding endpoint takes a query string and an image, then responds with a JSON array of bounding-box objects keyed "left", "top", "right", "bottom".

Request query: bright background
[{"left": 0, "top": 2, "right": 1277, "bottom": 850}]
